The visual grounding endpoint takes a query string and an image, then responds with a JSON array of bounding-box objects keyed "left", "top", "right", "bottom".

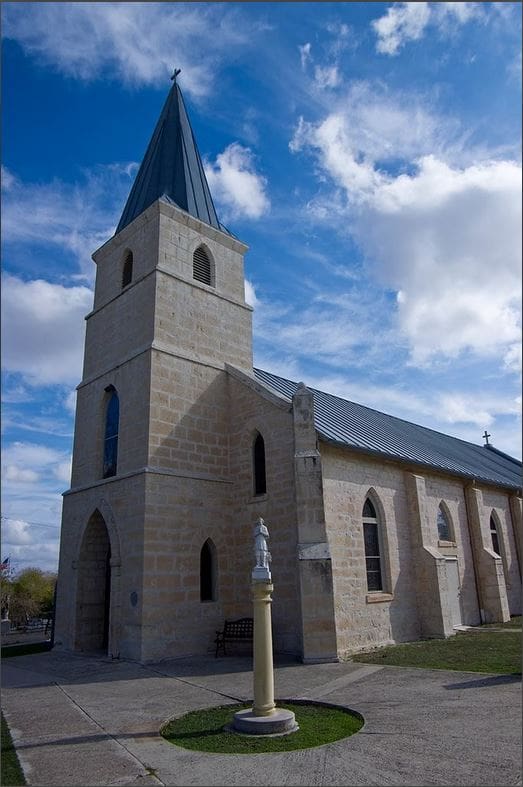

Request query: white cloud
[
  {"left": 54, "top": 460, "right": 72, "bottom": 484},
  {"left": 2, "top": 441, "right": 66, "bottom": 470},
  {"left": 1, "top": 442, "right": 70, "bottom": 571},
  {"left": 314, "top": 65, "right": 341, "bottom": 90},
  {"left": 1, "top": 2, "right": 253, "bottom": 97},
  {"left": 1, "top": 165, "right": 16, "bottom": 190},
  {"left": 299, "top": 42, "right": 312, "bottom": 70},
  {"left": 1, "top": 165, "right": 133, "bottom": 281},
  {"left": 1, "top": 274, "right": 92, "bottom": 386},
  {"left": 290, "top": 81, "right": 462, "bottom": 184},
  {"left": 372, "top": 2, "right": 484, "bottom": 55},
  {"left": 2, "top": 519, "right": 35, "bottom": 547},
  {"left": 3, "top": 466, "right": 40, "bottom": 483},
  {"left": 1, "top": 441, "right": 67, "bottom": 573},
  {"left": 503, "top": 343, "right": 522, "bottom": 374},
  {"left": 434, "top": 2, "right": 482, "bottom": 25},
  {"left": 290, "top": 86, "right": 522, "bottom": 370},
  {"left": 244, "top": 279, "right": 259, "bottom": 309},
  {"left": 64, "top": 389, "right": 77, "bottom": 415},
  {"left": 356, "top": 156, "right": 522, "bottom": 365},
  {"left": 372, "top": 2, "right": 431, "bottom": 55},
  {"left": 205, "top": 143, "right": 270, "bottom": 221}
]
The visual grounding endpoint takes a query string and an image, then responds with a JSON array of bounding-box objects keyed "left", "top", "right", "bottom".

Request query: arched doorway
[{"left": 75, "top": 510, "right": 111, "bottom": 652}]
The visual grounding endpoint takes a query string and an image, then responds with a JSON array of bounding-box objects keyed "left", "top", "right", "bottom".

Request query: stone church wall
[
  {"left": 227, "top": 371, "right": 302, "bottom": 656},
  {"left": 481, "top": 488, "right": 521, "bottom": 615},
  {"left": 320, "top": 444, "right": 420, "bottom": 656},
  {"left": 320, "top": 443, "right": 520, "bottom": 657}
]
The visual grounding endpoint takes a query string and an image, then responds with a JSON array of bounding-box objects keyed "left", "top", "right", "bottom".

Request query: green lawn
[
  {"left": 1, "top": 712, "right": 26, "bottom": 786},
  {"left": 352, "top": 617, "right": 522, "bottom": 674},
  {"left": 161, "top": 701, "right": 364, "bottom": 753}
]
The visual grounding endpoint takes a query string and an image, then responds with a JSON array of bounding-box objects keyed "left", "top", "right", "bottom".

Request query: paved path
[{"left": 1, "top": 649, "right": 521, "bottom": 786}]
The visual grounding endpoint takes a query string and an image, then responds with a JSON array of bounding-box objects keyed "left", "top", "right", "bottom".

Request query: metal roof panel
[
  {"left": 253, "top": 368, "right": 521, "bottom": 491},
  {"left": 116, "top": 80, "right": 225, "bottom": 235}
]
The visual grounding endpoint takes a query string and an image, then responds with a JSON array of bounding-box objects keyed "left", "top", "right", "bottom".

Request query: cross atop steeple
[
  {"left": 170, "top": 68, "right": 181, "bottom": 82},
  {"left": 483, "top": 430, "right": 491, "bottom": 446}
]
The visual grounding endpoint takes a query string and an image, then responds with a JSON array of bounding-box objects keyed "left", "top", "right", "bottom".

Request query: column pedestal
[{"left": 232, "top": 580, "right": 297, "bottom": 736}]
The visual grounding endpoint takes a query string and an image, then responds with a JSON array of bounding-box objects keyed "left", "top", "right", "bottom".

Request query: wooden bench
[{"left": 214, "top": 617, "right": 253, "bottom": 657}]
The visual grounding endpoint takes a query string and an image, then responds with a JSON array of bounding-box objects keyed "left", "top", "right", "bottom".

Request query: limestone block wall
[
  {"left": 83, "top": 275, "right": 156, "bottom": 381},
  {"left": 321, "top": 446, "right": 420, "bottom": 656},
  {"left": 157, "top": 201, "right": 248, "bottom": 306},
  {"left": 405, "top": 473, "right": 452, "bottom": 638},
  {"left": 154, "top": 269, "right": 252, "bottom": 372},
  {"left": 292, "top": 386, "right": 338, "bottom": 663},
  {"left": 226, "top": 369, "right": 302, "bottom": 656},
  {"left": 91, "top": 203, "right": 160, "bottom": 312},
  {"left": 465, "top": 485, "right": 510, "bottom": 623},
  {"left": 71, "top": 352, "right": 151, "bottom": 487},
  {"left": 480, "top": 488, "right": 521, "bottom": 615},
  {"left": 509, "top": 495, "right": 522, "bottom": 579},
  {"left": 420, "top": 475, "right": 481, "bottom": 627},
  {"left": 148, "top": 351, "right": 230, "bottom": 477},
  {"left": 139, "top": 471, "right": 231, "bottom": 662},
  {"left": 55, "top": 475, "right": 147, "bottom": 662}
]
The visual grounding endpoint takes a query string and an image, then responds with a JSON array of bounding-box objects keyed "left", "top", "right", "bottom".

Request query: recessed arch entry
[{"left": 74, "top": 508, "right": 117, "bottom": 653}]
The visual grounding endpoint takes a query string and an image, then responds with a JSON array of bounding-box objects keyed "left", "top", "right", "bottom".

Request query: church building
[{"left": 54, "top": 78, "right": 522, "bottom": 664}]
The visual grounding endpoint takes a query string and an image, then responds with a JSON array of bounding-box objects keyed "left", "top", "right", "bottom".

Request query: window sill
[
  {"left": 438, "top": 540, "right": 456, "bottom": 548},
  {"left": 366, "top": 593, "right": 394, "bottom": 604},
  {"left": 249, "top": 493, "right": 268, "bottom": 503}
]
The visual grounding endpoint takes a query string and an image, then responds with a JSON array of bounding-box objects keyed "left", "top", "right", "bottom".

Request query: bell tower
[{"left": 55, "top": 76, "right": 252, "bottom": 661}]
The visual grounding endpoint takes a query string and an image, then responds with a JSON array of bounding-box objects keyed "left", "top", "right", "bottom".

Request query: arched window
[
  {"left": 362, "top": 497, "right": 383, "bottom": 592},
  {"left": 437, "top": 504, "right": 451, "bottom": 542},
  {"left": 103, "top": 387, "right": 119, "bottom": 479},
  {"left": 489, "top": 514, "right": 500, "bottom": 555},
  {"left": 193, "top": 244, "right": 213, "bottom": 286},
  {"left": 122, "top": 250, "right": 133, "bottom": 288},
  {"left": 200, "top": 539, "right": 217, "bottom": 601},
  {"left": 253, "top": 432, "right": 266, "bottom": 495}
]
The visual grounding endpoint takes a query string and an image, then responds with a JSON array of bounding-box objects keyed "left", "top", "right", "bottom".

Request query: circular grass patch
[{"left": 160, "top": 700, "right": 364, "bottom": 753}]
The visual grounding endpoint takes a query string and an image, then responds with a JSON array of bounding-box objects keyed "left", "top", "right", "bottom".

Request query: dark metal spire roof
[
  {"left": 116, "top": 75, "right": 223, "bottom": 234},
  {"left": 253, "top": 368, "right": 522, "bottom": 491}
]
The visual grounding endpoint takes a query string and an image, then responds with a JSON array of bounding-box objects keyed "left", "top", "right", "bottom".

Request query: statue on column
[{"left": 252, "top": 518, "right": 271, "bottom": 581}]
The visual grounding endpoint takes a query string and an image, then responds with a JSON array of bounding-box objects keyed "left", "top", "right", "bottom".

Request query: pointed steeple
[{"left": 116, "top": 74, "right": 223, "bottom": 234}]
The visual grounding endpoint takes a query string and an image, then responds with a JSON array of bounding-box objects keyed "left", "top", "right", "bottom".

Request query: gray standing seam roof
[
  {"left": 116, "top": 80, "right": 226, "bottom": 235},
  {"left": 253, "top": 368, "right": 522, "bottom": 491}
]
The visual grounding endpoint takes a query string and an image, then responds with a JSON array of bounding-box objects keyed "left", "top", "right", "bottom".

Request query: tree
[
  {"left": 1, "top": 573, "right": 12, "bottom": 619},
  {"left": 8, "top": 568, "right": 57, "bottom": 628}
]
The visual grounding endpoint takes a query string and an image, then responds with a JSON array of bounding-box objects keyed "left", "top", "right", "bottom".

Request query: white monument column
[
  {"left": 232, "top": 519, "right": 297, "bottom": 735},
  {"left": 252, "top": 517, "right": 275, "bottom": 716}
]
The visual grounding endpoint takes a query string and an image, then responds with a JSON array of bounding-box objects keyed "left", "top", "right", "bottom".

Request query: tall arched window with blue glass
[{"left": 103, "top": 386, "right": 119, "bottom": 478}]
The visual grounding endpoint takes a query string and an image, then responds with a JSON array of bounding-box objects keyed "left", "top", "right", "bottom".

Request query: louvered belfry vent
[{"left": 193, "top": 245, "right": 213, "bottom": 286}]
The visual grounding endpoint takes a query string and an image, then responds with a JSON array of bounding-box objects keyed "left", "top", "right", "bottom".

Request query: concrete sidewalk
[{"left": 1, "top": 649, "right": 521, "bottom": 786}]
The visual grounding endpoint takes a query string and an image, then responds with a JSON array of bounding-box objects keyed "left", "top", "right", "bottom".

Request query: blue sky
[{"left": 1, "top": 2, "right": 521, "bottom": 575}]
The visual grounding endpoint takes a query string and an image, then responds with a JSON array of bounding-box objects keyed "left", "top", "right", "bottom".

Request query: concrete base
[{"left": 230, "top": 707, "right": 298, "bottom": 736}]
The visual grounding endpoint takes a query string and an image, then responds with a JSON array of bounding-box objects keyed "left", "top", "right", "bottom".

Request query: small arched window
[
  {"left": 193, "top": 244, "right": 213, "bottom": 286},
  {"left": 437, "top": 504, "right": 451, "bottom": 542},
  {"left": 200, "top": 539, "right": 217, "bottom": 601},
  {"left": 122, "top": 250, "right": 133, "bottom": 288},
  {"left": 103, "top": 386, "right": 119, "bottom": 479},
  {"left": 253, "top": 432, "right": 266, "bottom": 495},
  {"left": 362, "top": 497, "right": 383, "bottom": 592},
  {"left": 489, "top": 514, "right": 500, "bottom": 555}
]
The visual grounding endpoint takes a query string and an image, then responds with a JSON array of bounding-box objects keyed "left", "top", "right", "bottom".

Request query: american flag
[{"left": 1, "top": 556, "right": 10, "bottom": 573}]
